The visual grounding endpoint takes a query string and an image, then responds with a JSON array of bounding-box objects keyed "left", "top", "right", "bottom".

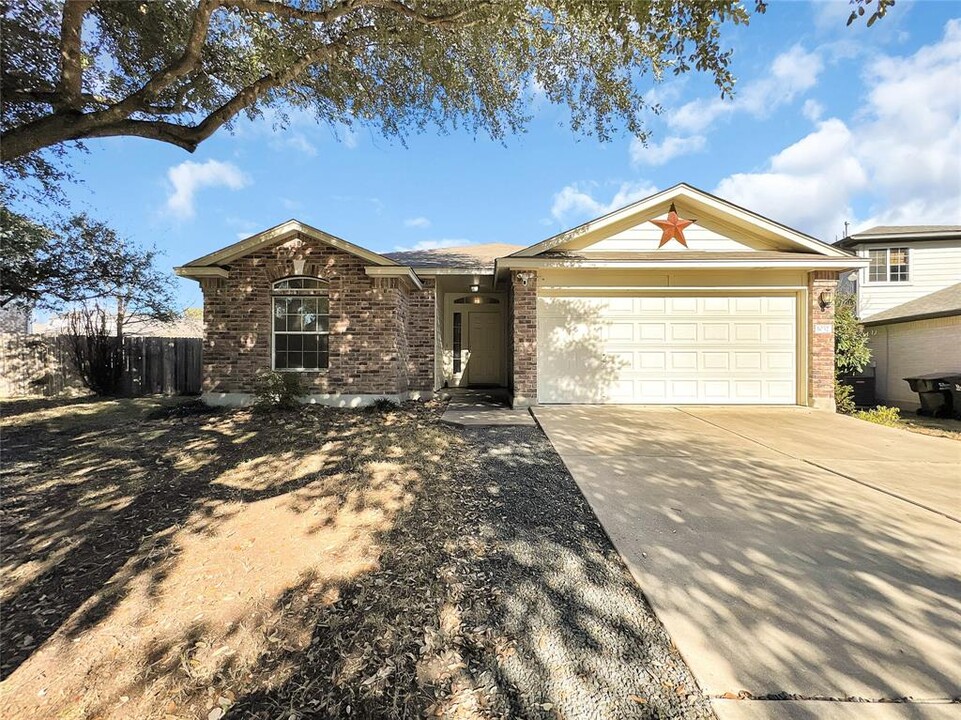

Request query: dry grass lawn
[
  {"left": 0, "top": 397, "right": 474, "bottom": 719},
  {"left": 1, "top": 396, "right": 711, "bottom": 720}
]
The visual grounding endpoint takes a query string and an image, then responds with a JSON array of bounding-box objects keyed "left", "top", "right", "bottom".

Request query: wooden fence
[{"left": 0, "top": 334, "right": 202, "bottom": 398}]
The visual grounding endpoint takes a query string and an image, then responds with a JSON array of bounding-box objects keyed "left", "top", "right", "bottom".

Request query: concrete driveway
[{"left": 532, "top": 406, "right": 961, "bottom": 719}]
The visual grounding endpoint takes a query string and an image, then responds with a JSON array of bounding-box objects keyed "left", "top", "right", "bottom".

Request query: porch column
[
  {"left": 511, "top": 270, "right": 537, "bottom": 407},
  {"left": 808, "top": 270, "right": 839, "bottom": 411}
]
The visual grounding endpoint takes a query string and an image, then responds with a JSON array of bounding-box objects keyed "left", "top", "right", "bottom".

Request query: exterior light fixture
[
  {"left": 470, "top": 283, "right": 480, "bottom": 293},
  {"left": 818, "top": 288, "right": 834, "bottom": 309}
]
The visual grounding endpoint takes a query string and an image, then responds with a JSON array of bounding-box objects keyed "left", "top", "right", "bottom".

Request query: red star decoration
[{"left": 650, "top": 203, "right": 695, "bottom": 248}]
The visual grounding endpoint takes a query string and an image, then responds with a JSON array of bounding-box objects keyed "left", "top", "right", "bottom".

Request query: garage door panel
[
  {"left": 766, "top": 322, "right": 795, "bottom": 342},
  {"left": 537, "top": 294, "right": 797, "bottom": 404},
  {"left": 733, "top": 324, "right": 762, "bottom": 342},
  {"left": 702, "top": 324, "right": 730, "bottom": 341},
  {"left": 639, "top": 323, "right": 667, "bottom": 341},
  {"left": 702, "top": 352, "right": 730, "bottom": 370},
  {"left": 732, "top": 352, "right": 761, "bottom": 370},
  {"left": 671, "top": 323, "right": 698, "bottom": 341},
  {"left": 639, "top": 351, "right": 666, "bottom": 369}
]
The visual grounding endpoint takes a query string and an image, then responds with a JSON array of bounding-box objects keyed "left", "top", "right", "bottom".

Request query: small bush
[
  {"left": 855, "top": 405, "right": 901, "bottom": 427},
  {"left": 835, "top": 381, "right": 856, "bottom": 415},
  {"left": 253, "top": 369, "right": 305, "bottom": 411},
  {"left": 371, "top": 396, "right": 399, "bottom": 412}
]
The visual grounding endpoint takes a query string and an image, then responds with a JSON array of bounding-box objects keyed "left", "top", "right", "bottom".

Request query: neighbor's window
[
  {"left": 867, "top": 247, "right": 910, "bottom": 283},
  {"left": 272, "top": 277, "right": 329, "bottom": 371}
]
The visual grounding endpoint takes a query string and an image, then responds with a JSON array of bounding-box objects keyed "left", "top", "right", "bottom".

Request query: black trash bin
[{"left": 904, "top": 373, "right": 960, "bottom": 418}]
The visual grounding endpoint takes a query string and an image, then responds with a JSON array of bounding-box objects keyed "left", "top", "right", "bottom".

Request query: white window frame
[
  {"left": 271, "top": 277, "right": 330, "bottom": 372},
  {"left": 864, "top": 247, "right": 910, "bottom": 284}
]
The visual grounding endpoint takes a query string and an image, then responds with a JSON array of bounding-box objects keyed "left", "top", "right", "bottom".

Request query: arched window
[
  {"left": 453, "top": 296, "right": 500, "bottom": 305},
  {"left": 272, "top": 277, "right": 329, "bottom": 371}
]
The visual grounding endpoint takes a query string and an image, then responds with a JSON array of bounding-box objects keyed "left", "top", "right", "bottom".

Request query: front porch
[{"left": 434, "top": 274, "right": 510, "bottom": 391}]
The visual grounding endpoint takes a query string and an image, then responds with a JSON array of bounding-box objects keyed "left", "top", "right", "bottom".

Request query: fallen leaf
[{"left": 629, "top": 695, "right": 647, "bottom": 704}]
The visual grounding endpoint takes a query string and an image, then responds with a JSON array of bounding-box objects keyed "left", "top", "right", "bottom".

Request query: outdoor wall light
[
  {"left": 818, "top": 288, "right": 834, "bottom": 309},
  {"left": 469, "top": 283, "right": 480, "bottom": 292}
]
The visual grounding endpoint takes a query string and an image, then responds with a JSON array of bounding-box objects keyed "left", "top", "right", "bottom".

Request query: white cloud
[
  {"left": 166, "top": 160, "right": 249, "bottom": 219},
  {"left": 716, "top": 119, "right": 868, "bottom": 240},
  {"left": 394, "top": 238, "right": 471, "bottom": 251},
  {"left": 630, "top": 134, "right": 706, "bottom": 166},
  {"left": 668, "top": 97, "right": 729, "bottom": 135},
  {"left": 550, "top": 181, "right": 658, "bottom": 224},
  {"left": 404, "top": 216, "right": 432, "bottom": 229},
  {"left": 714, "top": 19, "right": 961, "bottom": 240},
  {"left": 669, "top": 44, "right": 824, "bottom": 133},
  {"left": 802, "top": 99, "right": 824, "bottom": 122},
  {"left": 275, "top": 133, "right": 317, "bottom": 156}
]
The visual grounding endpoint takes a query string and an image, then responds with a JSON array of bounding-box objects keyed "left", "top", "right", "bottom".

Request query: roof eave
[
  {"left": 496, "top": 256, "right": 869, "bottom": 271},
  {"left": 838, "top": 232, "right": 961, "bottom": 248},
  {"left": 513, "top": 183, "right": 853, "bottom": 259},
  {"left": 174, "top": 265, "right": 229, "bottom": 280},
  {"left": 863, "top": 309, "right": 961, "bottom": 326},
  {"left": 182, "top": 219, "right": 398, "bottom": 269},
  {"left": 364, "top": 265, "right": 424, "bottom": 290}
]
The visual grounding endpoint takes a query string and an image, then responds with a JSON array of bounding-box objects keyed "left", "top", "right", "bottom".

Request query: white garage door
[{"left": 537, "top": 294, "right": 798, "bottom": 404}]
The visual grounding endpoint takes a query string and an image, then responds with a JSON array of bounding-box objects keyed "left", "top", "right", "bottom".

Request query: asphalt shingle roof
[
  {"left": 862, "top": 283, "right": 961, "bottom": 325},
  {"left": 384, "top": 243, "right": 524, "bottom": 269}
]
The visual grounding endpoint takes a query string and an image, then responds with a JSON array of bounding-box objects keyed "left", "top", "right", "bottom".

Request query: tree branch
[
  {"left": 0, "top": 0, "right": 493, "bottom": 161},
  {"left": 57, "top": 0, "right": 95, "bottom": 109}
]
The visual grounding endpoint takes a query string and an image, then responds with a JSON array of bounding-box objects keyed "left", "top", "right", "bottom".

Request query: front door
[{"left": 467, "top": 312, "right": 503, "bottom": 385}]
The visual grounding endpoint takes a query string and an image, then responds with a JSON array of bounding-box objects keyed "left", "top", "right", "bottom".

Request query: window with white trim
[
  {"left": 272, "top": 277, "right": 329, "bottom": 371},
  {"left": 867, "top": 247, "right": 910, "bottom": 282}
]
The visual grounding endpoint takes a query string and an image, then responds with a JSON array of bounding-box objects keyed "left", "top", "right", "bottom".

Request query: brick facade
[
  {"left": 509, "top": 270, "right": 537, "bottom": 407},
  {"left": 201, "top": 234, "right": 433, "bottom": 398},
  {"left": 808, "top": 270, "right": 839, "bottom": 410},
  {"left": 407, "top": 279, "right": 436, "bottom": 392}
]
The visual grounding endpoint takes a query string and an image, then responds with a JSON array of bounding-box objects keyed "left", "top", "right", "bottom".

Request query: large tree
[
  {"left": 2, "top": 0, "right": 747, "bottom": 161},
  {"left": 1, "top": 0, "right": 891, "bottom": 173},
  {"left": 0, "top": 205, "right": 177, "bottom": 338}
]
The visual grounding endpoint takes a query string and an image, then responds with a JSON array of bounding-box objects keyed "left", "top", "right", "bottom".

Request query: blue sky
[{"left": 42, "top": 1, "right": 961, "bottom": 309}]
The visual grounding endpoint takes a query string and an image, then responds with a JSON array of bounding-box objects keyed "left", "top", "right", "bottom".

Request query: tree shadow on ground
[
  {"left": 222, "top": 424, "right": 712, "bottom": 720},
  {"left": 1, "top": 398, "right": 460, "bottom": 720},
  {"left": 533, "top": 406, "right": 961, "bottom": 720}
]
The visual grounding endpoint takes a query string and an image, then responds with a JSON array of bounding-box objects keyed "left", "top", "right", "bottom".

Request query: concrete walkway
[
  {"left": 440, "top": 389, "right": 535, "bottom": 426},
  {"left": 533, "top": 406, "right": 961, "bottom": 720}
]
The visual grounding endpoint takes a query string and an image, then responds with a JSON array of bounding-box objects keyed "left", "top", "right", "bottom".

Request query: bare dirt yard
[{"left": 1, "top": 396, "right": 710, "bottom": 720}]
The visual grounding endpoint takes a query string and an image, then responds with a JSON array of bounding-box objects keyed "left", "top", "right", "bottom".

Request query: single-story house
[{"left": 175, "top": 183, "right": 866, "bottom": 409}]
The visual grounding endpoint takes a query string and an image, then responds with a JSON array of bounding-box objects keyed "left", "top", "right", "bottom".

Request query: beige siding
[
  {"left": 589, "top": 213, "right": 760, "bottom": 253},
  {"left": 856, "top": 241, "right": 961, "bottom": 318},
  {"left": 867, "top": 316, "right": 961, "bottom": 410},
  {"left": 537, "top": 268, "right": 808, "bottom": 290}
]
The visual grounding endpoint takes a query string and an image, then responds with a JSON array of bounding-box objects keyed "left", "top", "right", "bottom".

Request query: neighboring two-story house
[{"left": 836, "top": 226, "right": 961, "bottom": 410}]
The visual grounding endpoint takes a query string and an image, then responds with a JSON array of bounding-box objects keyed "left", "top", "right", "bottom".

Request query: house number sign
[{"left": 814, "top": 323, "right": 833, "bottom": 334}]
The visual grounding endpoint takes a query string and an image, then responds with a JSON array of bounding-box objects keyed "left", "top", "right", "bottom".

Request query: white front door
[
  {"left": 537, "top": 294, "right": 798, "bottom": 404},
  {"left": 467, "top": 312, "right": 503, "bottom": 385}
]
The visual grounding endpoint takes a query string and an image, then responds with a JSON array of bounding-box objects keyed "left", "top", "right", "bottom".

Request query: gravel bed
[{"left": 455, "top": 425, "right": 715, "bottom": 720}]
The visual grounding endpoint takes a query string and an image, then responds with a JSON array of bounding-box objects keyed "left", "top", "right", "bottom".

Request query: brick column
[
  {"left": 510, "top": 270, "right": 537, "bottom": 407},
  {"left": 406, "top": 278, "right": 436, "bottom": 394},
  {"left": 808, "top": 270, "right": 838, "bottom": 411}
]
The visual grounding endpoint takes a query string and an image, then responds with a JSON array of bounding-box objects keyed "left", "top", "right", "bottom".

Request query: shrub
[
  {"left": 834, "top": 292, "right": 871, "bottom": 377},
  {"left": 65, "top": 305, "right": 123, "bottom": 395},
  {"left": 835, "top": 381, "right": 856, "bottom": 415},
  {"left": 252, "top": 369, "right": 305, "bottom": 411},
  {"left": 855, "top": 405, "right": 901, "bottom": 427},
  {"left": 371, "top": 396, "right": 398, "bottom": 412}
]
